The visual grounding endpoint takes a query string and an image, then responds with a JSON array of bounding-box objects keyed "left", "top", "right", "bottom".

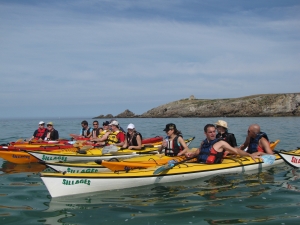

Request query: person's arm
[
  {"left": 260, "top": 138, "right": 273, "bottom": 154},
  {"left": 86, "top": 128, "right": 93, "bottom": 138},
  {"left": 240, "top": 136, "right": 250, "bottom": 150},
  {"left": 91, "top": 132, "right": 110, "bottom": 142},
  {"left": 178, "top": 136, "right": 190, "bottom": 152},
  {"left": 129, "top": 134, "right": 142, "bottom": 150},
  {"left": 122, "top": 136, "right": 128, "bottom": 148},
  {"left": 178, "top": 141, "right": 202, "bottom": 158},
  {"left": 219, "top": 141, "right": 259, "bottom": 161}
]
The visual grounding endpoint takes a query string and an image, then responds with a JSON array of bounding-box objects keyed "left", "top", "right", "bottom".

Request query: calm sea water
[{"left": 0, "top": 117, "right": 300, "bottom": 225}]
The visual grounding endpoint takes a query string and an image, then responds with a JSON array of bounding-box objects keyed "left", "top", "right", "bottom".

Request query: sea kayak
[
  {"left": 44, "top": 155, "right": 187, "bottom": 173},
  {"left": 40, "top": 153, "right": 284, "bottom": 198},
  {"left": 277, "top": 148, "right": 300, "bottom": 168},
  {"left": 34, "top": 137, "right": 194, "bottom": 164},
  {"left": 70, "top": 134, "right": 163, "bottom": 144},
  {"left": 42, "top": 139, "right": 278, "bottom": 173}
]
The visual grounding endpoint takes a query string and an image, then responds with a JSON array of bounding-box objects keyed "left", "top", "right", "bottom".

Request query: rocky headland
[{"left": 93, "top": 93, "right": 300, "bottom": 118}]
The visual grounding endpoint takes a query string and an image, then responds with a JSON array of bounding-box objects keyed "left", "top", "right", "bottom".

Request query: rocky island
[{"left": 93, "top": 93, "right": 300, "bottom": 118}]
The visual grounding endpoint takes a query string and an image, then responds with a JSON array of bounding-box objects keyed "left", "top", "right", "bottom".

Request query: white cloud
[{"left": 0, "top": 0, "right": 299, "bottom": 118}]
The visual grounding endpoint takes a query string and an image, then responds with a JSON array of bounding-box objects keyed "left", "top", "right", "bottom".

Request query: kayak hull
[
  {"left": 278, "top": 149, "right": 300, "bottom": 168},
  {"left": 40, "top": 154, "right": 283, "bottom": 198},
  {"left": 0, "top": 151, "right": 40, "bottom": 163}
]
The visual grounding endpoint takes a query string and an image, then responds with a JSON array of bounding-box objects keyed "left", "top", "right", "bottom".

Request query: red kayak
[
  {"left": 0, "top": 145, "right": 79, "bottom": 152},
  {"left": 70, "top": 134, "right": 163, "bottom": 144}
]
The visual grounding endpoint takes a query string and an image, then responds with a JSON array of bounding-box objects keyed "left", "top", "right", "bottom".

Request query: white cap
[
  {"left": 39, "top": 121, "right": 45, "bottom": 125},
  {"left": 109, "top": 120, "right": 119, "bottom": 126},
  {"left": 127, "top": 123, "right": 135, "bottom": 129}
]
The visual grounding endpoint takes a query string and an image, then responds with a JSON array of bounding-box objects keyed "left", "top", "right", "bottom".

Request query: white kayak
[{"left": 40, "top": 154, "right": 283, "bottom": 198}]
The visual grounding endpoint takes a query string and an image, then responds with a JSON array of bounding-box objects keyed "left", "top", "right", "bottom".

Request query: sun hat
[
  {"left": 47, "top": 122, "right": 53, "bottom": 126},
  {"left": 163, "top": 123, "right": 176, "bottom": 131},
  {"left": 214, "top": 120, "right": 228, "bottom": 129},
  {"left": 109, "top": 120, "right": 119, "bottom": 126},
  {"left": 39, "top": 121, "right": 45, "bottom": 125},
  {"left": 127, "top": 123, "right": 135, "bottom": 129}
]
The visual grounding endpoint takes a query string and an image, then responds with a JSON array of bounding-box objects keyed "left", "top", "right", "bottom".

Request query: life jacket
[
  {"left": 126, "top": 131, "right": 143, "bottom": 146},
  {"left": 165, "top": 136, "right": 183, "bottom": 157},
  {"left": 247, "top": 132, "right": 269, "bottom": 154},
  {"left": 106, "top": 131, "right": 121, "bottom": 145},
  {"left": 197, "top": 138, "right": 223, "bottom": 164},
  {"left": 91, "top": 128, "right": 100, "bottom": 139},
  {"left": 35, "top": 128, "right": 46, "bottom": 139},
  {"left": 216, "top": 132, "right": 237, "bottom": 147},
  {"left": 80, "top": 128, "right": 92, "bottom": 137},
  {"left": 98, "top": 130, "right": 108, "bottom": 138}
]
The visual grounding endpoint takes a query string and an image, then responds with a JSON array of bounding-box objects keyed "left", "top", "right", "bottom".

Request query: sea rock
[
  {"left": 140, "top": 93, "right": 300, "bottom": 117},
  {"left": 116, "top": 109, "right": 135, "bottom": 118}
]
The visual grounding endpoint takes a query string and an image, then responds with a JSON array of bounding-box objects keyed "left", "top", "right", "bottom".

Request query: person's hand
[
  {"left": 249, "top": 152, "right": 262, "bottom": 161},
  {"left": 162, "top": 140, "right": 167, "bottom": 148}
]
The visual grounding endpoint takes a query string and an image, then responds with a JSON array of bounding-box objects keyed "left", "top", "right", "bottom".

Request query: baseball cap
[
  {"left": 39, "top": 121, "right": 45, "bottom": 125},
  {"left": 103, "top": 121, "right": 110, "bottom": 126},
  {"left": 127, "top": 123, "right": 135, "bottom": 129},
  {"left": 163, "top": 123, "right": 176, "bottom": 131},
  {"left": 47, "top": 122, "right": 53, "bottom": 126},
  {"left": 109, "top": 120, "right": 119, "bottom": 126}
]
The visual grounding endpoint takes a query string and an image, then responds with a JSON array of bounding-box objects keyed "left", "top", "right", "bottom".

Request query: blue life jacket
[
  {"left": 247, "top": 132, "right": 269, "bottom": 154},
  {"left": 197, "top": 138, "right": 223, "bottom": 164}
]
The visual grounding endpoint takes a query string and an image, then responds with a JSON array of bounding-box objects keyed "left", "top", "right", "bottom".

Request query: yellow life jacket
[
  {"left": 98, "top": 130, "right": 108, "bottom": 138},
  {"left": 106, "top": 131, "right": 120, "bottom": 145}
]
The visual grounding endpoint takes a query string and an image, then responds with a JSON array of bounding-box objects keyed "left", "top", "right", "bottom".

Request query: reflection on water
[
  {"left": 0, "top": 161, "right": 47, "bottom": 174},
  {"left": 42, "top": 166, "right": 300, "bottom": 225}
]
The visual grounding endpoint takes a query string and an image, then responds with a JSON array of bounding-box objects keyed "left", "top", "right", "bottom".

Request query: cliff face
[{"left": 140, "top": 93, "right": 300, "bottom": 118}]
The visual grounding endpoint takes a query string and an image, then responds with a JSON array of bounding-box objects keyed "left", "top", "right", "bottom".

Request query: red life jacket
[{"left": 35, "top": 128, "right": 46, "bottom": 139}]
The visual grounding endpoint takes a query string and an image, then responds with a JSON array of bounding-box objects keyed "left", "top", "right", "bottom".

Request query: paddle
[
  {"left": 76, "top": 145, "right": 94, "bottom": 154},
  {"left": 261, "top": 154, "right": 276, "bottom": 164},
  {"left": 153, "top": 157, "right": 195, "bottom": 175},
  {"left": 102, "top": 145, "right": 119, "bottom": 154}
]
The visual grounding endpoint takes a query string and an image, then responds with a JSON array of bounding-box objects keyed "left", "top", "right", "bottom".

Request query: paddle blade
[
  {"left": 102, "top": 145, "right": 119, "bottom": 154},
  {"left": 80, "top": 145, "right": 94, "bottom": 150},
  {"left": 153, "top": 159, "right": 178, "bottom": 175},
  {"left": 261, "top": 154, "right": 276, "bottom": 164}
]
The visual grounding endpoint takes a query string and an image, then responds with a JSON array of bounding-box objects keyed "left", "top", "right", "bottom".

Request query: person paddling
[{"left": 178, "top": 124, "right": 259, "bottom": 163}]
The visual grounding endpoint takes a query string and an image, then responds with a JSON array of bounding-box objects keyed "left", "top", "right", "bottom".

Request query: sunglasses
[{"left": 47, "top": 125, "right": 53, "bottom": 127}]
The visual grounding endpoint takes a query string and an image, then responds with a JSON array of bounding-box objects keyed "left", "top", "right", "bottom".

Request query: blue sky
[{"left": 0, "top": 0, "right": 299, "bottom": 118}]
